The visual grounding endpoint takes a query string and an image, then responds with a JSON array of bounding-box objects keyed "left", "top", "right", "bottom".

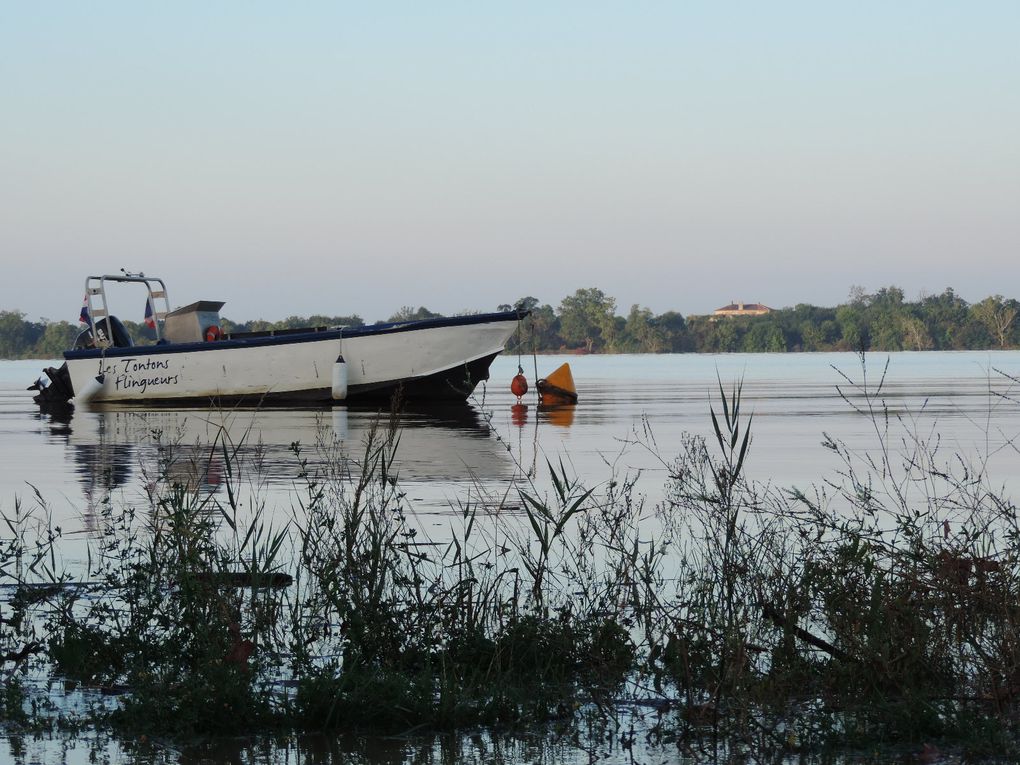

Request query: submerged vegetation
[
  {"left": 2, "top": 359, "right": 1020, "bottom": 760},
  {"left": 4, "top": 283, "right": 1020, "bottom": 358}
]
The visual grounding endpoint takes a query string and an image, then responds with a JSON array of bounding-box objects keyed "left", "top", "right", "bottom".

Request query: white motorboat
[{"left": 32, "top": 273, "right": 525, "bottom": 407}]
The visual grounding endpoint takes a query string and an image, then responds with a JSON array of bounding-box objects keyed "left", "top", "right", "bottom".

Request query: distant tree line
[
  {"left": 502, "top": 286, "right": 1020, "bottom": 354},
  {"left": 2, "top": 285, "right": 1019, "bottom": 359}
]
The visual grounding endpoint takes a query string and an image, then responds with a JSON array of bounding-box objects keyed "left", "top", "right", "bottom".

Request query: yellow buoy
[{"left": 537, "top": 363, "right": 578, "bottom": 405}]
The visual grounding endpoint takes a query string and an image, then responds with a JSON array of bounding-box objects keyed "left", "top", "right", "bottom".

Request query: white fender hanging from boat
[
  {"left": 75, "top": 373, "right": 106, "bottom": 404},
  {"left": 331, "top": 355, "right": 348, "bottom": 400}
]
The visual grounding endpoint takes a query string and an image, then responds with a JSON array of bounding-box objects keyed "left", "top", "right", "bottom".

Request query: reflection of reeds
[{"left": 2, "top": 358, "right": 1020, "bottom": 756}]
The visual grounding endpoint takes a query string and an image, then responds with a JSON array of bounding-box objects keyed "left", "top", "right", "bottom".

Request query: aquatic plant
[
  {"left": 46, "top": 423, "right": 290, "bottom": 735},
  {"left": 286, "top": 411, "right": 637, "bottom": 731},
  {"left": 0, "top": 489, "right": 64, "bottom": 724},
  {"left": 639, "top": 358, "right": 1020, "bottom": 755},
  {"left": 3, "top": 356, "right": 1020, "bottom": 760}
]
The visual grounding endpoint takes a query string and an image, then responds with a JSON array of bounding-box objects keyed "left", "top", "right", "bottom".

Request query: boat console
[{"left": 163, "top": 301, "right": 226, "bottom": 343}]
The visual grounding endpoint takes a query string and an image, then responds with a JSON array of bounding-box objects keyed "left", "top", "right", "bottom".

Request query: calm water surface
[
  {"left": 2, "top": 351, "right": 1020, "bottom": 764},
  {"left": 3, "top": 352, "right": 1020, "bottom": 538}
]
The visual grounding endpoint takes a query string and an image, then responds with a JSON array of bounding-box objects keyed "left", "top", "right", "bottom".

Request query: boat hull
[{"left": 63, "top": 312, "right": 521, "bottom": 405}]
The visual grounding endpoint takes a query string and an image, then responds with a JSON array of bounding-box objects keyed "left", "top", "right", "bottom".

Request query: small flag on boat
[
  {"left": 79, "top": 294, "right": 91, "bottom": 325},
  {"left": 144, "top": 296, "right": 156, "bottom": 329}
]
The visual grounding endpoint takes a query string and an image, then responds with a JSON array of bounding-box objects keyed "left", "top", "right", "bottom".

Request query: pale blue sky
[{"left": 2, "top": 2, "right": 1018, "bottom": 323}]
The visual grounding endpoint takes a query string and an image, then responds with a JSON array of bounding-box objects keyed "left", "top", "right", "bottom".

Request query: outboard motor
[{"left": 29, "top": 363, "right": 75, "bottom": 410}]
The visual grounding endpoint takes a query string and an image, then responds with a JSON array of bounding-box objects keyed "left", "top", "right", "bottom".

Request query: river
[
  {"left": 4, "top": 352, "right": 1020, "bottom": 532},
  {"left": 2, "top": 351, "right": 1020, "bottom": 763}
]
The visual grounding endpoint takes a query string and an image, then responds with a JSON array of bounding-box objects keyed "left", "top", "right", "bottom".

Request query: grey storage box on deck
[{"left": 163, "top": 301, "right": 225, "bottom": 343}]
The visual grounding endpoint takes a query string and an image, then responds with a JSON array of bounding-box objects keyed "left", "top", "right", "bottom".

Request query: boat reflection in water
[{"left": 53, "top": 403, "right": 516, "bottom": 532}]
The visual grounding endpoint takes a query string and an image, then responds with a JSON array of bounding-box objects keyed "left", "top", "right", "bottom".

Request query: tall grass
[
  {"left": 287, "top": 412, "right": 636, "bottom": 730},
  {"left": 0, "top": 488, "right": 63, "bottom": 723},
  {"left": 643, "top": 359, "right": 1020, "bottom": 755},
  {"left": 46, "top": 423, "right": 290, "bottom": 734}
]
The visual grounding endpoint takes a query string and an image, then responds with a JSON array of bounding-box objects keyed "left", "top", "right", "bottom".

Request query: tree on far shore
[
  {"left": 971, "top": 296, "right": 1019, "bottom": 349},
  {"left": 558, "top": 288, "right": 616, "bottom": 353}
]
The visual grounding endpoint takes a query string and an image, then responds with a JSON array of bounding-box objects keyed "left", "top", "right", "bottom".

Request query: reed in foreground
[
  {"left": 2, "top": 360, "right": 1019, "bottom": 759},
  {"left": 643, "top": 363, "right": 1020, "bottom": 756}
]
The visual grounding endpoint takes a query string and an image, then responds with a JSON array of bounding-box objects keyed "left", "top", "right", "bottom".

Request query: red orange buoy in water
[{"left": 511, "top": 373, "right": 528, "bottom": 399}]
